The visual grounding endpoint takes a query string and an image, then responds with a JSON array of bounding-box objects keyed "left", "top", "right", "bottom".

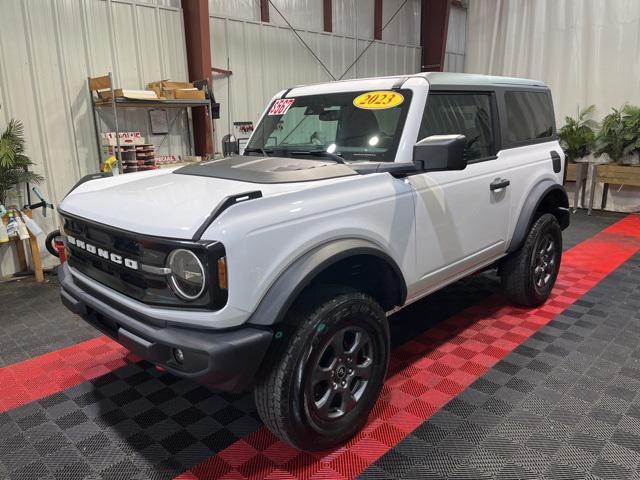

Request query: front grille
[{"left": 62, "top": 213, "right": 227, "bottom": 309}]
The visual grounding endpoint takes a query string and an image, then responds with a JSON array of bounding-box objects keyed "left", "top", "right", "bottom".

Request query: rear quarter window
[{"left": 504, "top": 91, "right": 555, "bottom": 146}]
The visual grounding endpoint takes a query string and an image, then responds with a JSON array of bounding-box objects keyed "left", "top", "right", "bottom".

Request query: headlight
[{"left": 167, "top": 249, "right": 206, "bottom": 301}]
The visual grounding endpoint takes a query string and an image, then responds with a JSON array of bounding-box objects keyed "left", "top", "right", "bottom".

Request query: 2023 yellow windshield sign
[{"left": 353, "top": 91, "right": 404, "bottom": 109}]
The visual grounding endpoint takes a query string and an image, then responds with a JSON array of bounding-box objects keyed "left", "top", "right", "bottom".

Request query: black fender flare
[
  {"left": 507, "top": 181, "right": 569, "bottom": 253},
  {"left": 247, "top": 238, "right": 407, "bottom": 327}
]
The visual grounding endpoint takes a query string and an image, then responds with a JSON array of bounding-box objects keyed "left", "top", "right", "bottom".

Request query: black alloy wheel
[
  {"left": 532, "top": 233, "right": 557, "bottom": 292},
  {"left": 254, "top": 287, "right": 389, "bottom": 451},
  {"left": 306, "top": 325, "right": 374, "bottom": 422},
  {"left": 501, "top": 213, "right": 562, "bottom": 307}
]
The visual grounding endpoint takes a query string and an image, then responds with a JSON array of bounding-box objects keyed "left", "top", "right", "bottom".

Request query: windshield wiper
[
  {"left": 289, "top": 150, "right": 346, "bottom": 164},
  {"left": 243, "top": 147, "right": 273, "bottom": 156},
  {"left": 244, "top": 148, "right": 346, "bottom": 164}
]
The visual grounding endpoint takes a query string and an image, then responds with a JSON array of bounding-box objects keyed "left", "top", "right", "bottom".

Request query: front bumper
[{"left": 58, "top": 264, "right": 273, "bottom": 392}]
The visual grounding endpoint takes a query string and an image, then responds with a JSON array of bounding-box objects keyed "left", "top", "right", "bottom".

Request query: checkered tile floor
[
  {"left": 1, "top": 363, "right": 262, "bottom": 480},
  {"left": 0, "top": 210, "right": 638, "bottom": 480},
  {"left": 0, "top": 277, "right": 99, "bottom": 367},
  {"left": 361, "top": 252, "right": 640, "bottom": 480}
]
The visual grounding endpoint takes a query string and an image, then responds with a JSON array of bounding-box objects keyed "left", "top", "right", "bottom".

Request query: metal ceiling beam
[
  {"left": 181, "top": 0, "right": 213, "bottom": 155},
  {"left": 420, "top": 0, "right": 451, "bottom": 72}
]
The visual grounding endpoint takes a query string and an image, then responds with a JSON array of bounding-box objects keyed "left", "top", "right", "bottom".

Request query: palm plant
[
  {"left": 621, "top": 104, "right": 640, "bottom": 157},
  {"left": 0, "top": 118, "right": 43, "bottom": 206},
  {"left": 595, "top": 106, "right": 627, "bottom": 162},
  {"left": 557, "top": 105, "right": 597, "bottom": 162}
]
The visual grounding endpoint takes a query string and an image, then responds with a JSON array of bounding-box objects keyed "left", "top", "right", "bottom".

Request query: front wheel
[
  {"left": 501, "top": 213, "right": 562, "bottom": 307},
  {"left": 254, "top": 287, "right": 389, "bottom": 451}
]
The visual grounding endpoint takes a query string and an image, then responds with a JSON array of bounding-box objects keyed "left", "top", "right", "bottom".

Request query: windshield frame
[{"left": 246, "top": 89, "right": 414, "bottom": 163}]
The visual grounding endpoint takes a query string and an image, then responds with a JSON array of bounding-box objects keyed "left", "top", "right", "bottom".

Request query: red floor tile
[{"left": 175, "top": 214, "right": 640, "bottom": 480}]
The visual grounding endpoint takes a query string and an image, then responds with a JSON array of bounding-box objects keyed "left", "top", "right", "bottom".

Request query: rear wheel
[
  {"left": 254, "top": 286, "right": 389, "bottom": 451},
  {"left": 501, "top": 213, "right": 562, "bottom": 307}
]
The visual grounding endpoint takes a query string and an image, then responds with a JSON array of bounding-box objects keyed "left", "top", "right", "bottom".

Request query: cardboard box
[
  {"left": 149, "top": 86, "right": 163, "bottom": 98},
  {"left": 100, "top": 89, "right": 157, "bottom": 101},
  {"left": 174, "top": 89, "right": 205, "bottom": 100},
  {"left": 163, "top": 81, "right": 193, "bottom": 90},
  {"left": 147, "top": 80, "right": 194, "bottom": 99}
]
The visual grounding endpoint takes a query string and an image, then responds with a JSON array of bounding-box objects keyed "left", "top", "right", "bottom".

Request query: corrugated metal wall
[
  {"left": 444, "top": 4, "right": 467, "bottom": 72},
  {"left": 0, "top": 0, "right": 188, "bottom": 276},
  {"left": 209, "top": 0, "right": 422, "bottom": 143},
  {"left": 0, "top": 0, "right": 467, "bottom": 277},
  {"left": 208, "top": 0, "right": 422, "bottom": 41}
]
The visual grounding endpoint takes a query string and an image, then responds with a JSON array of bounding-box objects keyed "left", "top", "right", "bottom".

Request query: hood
[
  {"left": 59, "top": 161, "right": 356, "bottom": 239},
  {"left": 174, "top": 155, "right": 357, "bottom": 184}
]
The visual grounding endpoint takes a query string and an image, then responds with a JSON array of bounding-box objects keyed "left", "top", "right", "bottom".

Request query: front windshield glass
[{"left": 246, "top": 89, "right": 413, "bottom": 162}]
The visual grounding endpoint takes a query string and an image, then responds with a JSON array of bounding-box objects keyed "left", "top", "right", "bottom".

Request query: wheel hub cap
[
  {"left": 533, "top": 234, "right": 556, "bottom": 288},
  {"left": 308, "top": 326, "right": 374, "bottom": 420}
]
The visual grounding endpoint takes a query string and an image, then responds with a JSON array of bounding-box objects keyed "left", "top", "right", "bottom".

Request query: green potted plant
[
  {"left": 621, "top": 104, "right": 640, "bottom": 165},
  {"left": 558, "top": 105, "right": 597, "bottom": 163},
  {"left": 595, "top": 106, "right": 628, "bottom": 163},
  {"left": 0, "top": 118, "right": 43, "bottom": 206}
]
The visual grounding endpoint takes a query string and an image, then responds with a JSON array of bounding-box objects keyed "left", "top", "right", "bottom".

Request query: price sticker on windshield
[
  {"left": 353, "top": 91, "right": 404, "bottom": 110},
  {"left": 269, "top": 98, "right": 295, "bottom": 115}
]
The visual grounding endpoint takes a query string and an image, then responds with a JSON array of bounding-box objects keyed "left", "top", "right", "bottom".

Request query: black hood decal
[{"left": 174, "top": 156, "right": 357, "bottom": 184}]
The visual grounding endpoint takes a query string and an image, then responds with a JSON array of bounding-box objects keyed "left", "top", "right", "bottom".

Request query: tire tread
[
  {"left": 254, "top": 286, "right": 387, "bottom": 450},
  {"left": 501, "top": 213, "right": 562, "bottom": 307}
]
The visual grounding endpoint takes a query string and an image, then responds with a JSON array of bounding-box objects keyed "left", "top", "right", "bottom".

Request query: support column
[
  {"left": 374, "top": 0, "right": 383, "bottom": 40},
  {"left": 420, "top": 0, "right": 451, "bottom": 72},
  {"left": 260, "top": 0, "right": 270, "bottom": 22},
  {"left": 323, "top": 0, "right": 332, "bottom": 32},
  {"left": 181, "top": 0, "right": 213, "bottom": 155}
]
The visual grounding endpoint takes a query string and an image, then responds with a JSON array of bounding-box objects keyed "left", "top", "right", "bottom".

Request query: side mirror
[{"left": 413, "top": 134, "right": 467, "bottom": 172}]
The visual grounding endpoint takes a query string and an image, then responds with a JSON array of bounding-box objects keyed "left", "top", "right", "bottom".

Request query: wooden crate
[
  {"left": 2, "top": 210, "right": 44, "bottom": 282},
  {"left": 595, "top": 163, "right": 640, "bottom": 211},
  {"left": 565, "top": 163, "right": 578, "bottom": 182},
  {"left": 596, "top": 164, "right": 640, "bottom": 186}
]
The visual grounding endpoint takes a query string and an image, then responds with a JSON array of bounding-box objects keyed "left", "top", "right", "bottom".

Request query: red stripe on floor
[
  {"left": 176, "top": 214, "right": 640, "bottom": 480},
  {"left": 0, "top": 336, "right": 136, "bottom": 412}
]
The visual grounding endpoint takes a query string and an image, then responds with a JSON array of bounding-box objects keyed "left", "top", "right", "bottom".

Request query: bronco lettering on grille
[{"left": 67, "top": 235, "right": 139, "bottom": 270}]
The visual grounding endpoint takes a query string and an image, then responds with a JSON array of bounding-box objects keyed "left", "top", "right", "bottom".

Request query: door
[{"left": 409, "top": 91, "right": 511, "bottom": 296}]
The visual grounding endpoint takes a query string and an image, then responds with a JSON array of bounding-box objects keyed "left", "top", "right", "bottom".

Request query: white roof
[
  {"left": 418, "top": 72, "right": 546, "bottom": 87},
  {"left": 285, "top": 72, "right": 546, "bottom": 97}
]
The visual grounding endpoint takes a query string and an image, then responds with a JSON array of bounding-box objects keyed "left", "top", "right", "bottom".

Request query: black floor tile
[{"left": 362, "top": 246, "right": 640, "bottom": 479}]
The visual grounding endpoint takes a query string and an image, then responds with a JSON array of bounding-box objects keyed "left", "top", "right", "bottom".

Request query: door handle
[{"left": 490, "top": 178, "right": 510, "bottom": 191}]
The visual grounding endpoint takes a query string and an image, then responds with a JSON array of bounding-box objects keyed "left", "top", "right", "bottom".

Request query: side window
[
  {"left": 418, "top": 93, "right": 496, "bottom": 162},
  {"left": 504, "top": 91, "right": 555, "bottom": 145}
]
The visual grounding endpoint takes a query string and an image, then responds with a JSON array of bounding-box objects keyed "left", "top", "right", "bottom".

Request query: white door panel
[{"left": 410, "top": 157, "right": 511, "bottom": 294}]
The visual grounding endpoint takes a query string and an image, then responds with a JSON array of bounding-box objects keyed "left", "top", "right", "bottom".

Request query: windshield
[{"left": 246, "top": 89, "right": 413, "bottom": 162}]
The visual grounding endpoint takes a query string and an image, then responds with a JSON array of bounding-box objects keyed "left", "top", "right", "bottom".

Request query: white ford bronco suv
[{"left": 59, "top": 72, "right": 569, "bottom": 450}]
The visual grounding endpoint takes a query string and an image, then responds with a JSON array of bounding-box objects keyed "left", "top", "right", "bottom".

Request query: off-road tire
[
  {"left": 254, "top": 286, "right": 389, "bottom": 451},
  {"left": 501, "top": 213, "right": 562, "bottom": 307}
]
